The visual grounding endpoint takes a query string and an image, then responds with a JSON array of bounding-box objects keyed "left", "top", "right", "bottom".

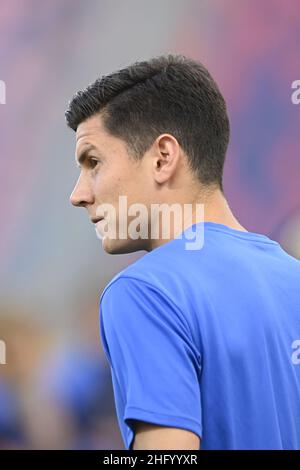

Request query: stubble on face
[{"left": 74, "top": 114, "right": 151, "bottom": 254}]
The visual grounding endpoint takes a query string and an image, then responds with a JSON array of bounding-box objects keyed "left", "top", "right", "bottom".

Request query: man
[{"left": 66, "top": 54, "right": 300, "bottom": 450}]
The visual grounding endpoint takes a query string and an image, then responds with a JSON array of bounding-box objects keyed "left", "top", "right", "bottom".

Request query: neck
[{"left": 147, "top": 186, "right": 247, "bottom": 251}]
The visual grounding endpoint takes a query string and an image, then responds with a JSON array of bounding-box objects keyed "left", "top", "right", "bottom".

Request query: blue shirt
[{"left": 99, "top": 222, "right": 300, "bottom": 450}]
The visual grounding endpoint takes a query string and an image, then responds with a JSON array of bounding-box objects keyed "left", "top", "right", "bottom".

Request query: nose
[{"left": 69, "top": 173, "right": 94, "bottom": 207}]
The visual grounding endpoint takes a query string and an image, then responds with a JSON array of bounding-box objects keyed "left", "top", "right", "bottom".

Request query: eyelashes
[
  {"left": 88, "top": 157, "right": 101, "bottom": 169},
  {"left": 76, "top": 157, "right": 102, "bottom": 171}
]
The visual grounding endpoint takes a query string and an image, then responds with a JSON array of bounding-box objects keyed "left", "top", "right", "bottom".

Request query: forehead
[
  {"left": 76, "top": 114, "right": 106, "bottom": 149},
  {"left": 75, "top": 114, "right": 126, "bottom": 159}
]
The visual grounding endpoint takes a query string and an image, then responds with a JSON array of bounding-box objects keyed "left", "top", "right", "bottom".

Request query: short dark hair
[{"left": 65, "top": 53, "right": 230, "bottom": 191}]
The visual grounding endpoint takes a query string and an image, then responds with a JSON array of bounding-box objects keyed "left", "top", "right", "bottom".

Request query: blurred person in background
[
  {"left": 0, "top": 378, "right": 24, "bottom": 449},
  {"left": 0, "top": 308, "right": 49, "bottom": 449},
  {"left": 36, "top": 295, "right": 123, "bottom": 449},
  {"left": 0, "top": 300, "right": 123, "bottom": 449}
]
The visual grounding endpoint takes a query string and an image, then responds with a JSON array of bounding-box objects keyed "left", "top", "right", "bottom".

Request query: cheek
[
  {"left": 94, "top": 170, "right": 123, "bottom": 204},
  {"left": 95, "top": 160, "right": 145, "bottom": 207}
]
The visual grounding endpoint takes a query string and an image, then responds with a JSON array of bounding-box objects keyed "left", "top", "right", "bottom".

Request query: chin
[{"left": 101, "top": 236, "right": 148, "bottom": 254}]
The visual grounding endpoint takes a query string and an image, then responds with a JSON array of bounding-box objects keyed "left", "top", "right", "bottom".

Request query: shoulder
[{"left": 99, "top": 267, "right": 193, "bottom": 344}]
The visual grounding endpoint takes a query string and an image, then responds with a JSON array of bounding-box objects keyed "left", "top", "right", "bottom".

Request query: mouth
[{"left": 91, "top": 217, "right": 104, "bottom": 224}]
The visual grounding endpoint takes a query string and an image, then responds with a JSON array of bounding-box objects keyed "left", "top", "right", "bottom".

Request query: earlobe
[{"left": 153, "top": 154, "right": 179, "bottom": 185}]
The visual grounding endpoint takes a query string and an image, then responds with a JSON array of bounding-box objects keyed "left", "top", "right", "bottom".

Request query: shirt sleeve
[{"left": 99, "top": 275, "right": 203, "bottom": 449}]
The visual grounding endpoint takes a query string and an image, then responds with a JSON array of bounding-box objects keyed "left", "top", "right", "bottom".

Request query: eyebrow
[{"left": 75, "top": 144, "right": 102, "bottom": 167}]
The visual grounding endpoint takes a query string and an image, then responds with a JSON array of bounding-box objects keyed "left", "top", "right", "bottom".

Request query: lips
[{"left": 91, "top": 217, "right": 104, "bottom": 224}]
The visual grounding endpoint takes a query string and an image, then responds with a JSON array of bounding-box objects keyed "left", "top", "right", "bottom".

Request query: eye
[{"left": 89, "top": 157, "right": 100, "bottom": 169}]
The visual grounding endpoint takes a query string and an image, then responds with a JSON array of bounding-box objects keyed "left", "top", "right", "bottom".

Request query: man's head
[{"left": 66, "top": 54, "right": 230, "bottom": 253}]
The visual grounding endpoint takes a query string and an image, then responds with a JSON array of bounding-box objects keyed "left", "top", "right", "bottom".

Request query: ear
[{"left": 152, "top": 134, "right": 182, "bottom": 184}]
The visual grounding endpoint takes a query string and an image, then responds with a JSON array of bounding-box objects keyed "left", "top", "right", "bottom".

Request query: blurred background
[{"left": 0, "top": 0, "right": 299, "bottom": 449}]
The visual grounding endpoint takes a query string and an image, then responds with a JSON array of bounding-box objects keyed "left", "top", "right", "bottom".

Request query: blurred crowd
[{"left": 0, "top": 297, "right": 123, "bottom": 449}]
